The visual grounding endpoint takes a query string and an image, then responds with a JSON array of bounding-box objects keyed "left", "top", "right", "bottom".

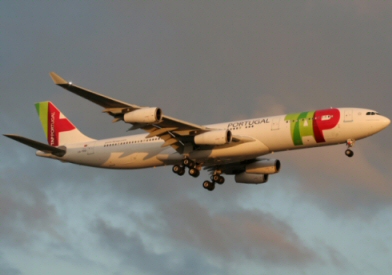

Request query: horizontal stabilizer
[{"left": 4, "top": 134, "right": 66, "bottom": 157}]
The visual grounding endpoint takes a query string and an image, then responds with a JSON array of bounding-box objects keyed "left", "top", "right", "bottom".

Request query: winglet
[{"left": 49, "top": 72, "right": 68, "bottom": 85}]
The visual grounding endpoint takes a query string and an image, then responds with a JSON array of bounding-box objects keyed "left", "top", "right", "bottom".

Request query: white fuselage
[{"left": 37, "top": 108, "right": 390, "bottom": 169}]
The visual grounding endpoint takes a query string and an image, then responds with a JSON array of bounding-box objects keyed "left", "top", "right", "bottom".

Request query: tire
[
  {"left": 172, "top": 165, "right": 180, "bottom": 174},
  {"left": 212, "top": 175, "right": 220, "bottom": 182},
  {"left": 208, "top": 182, "right": 215, "bottom": 191},
  {"left": 203, "top": 181, "right": 210, "bottom": 189},
  {"left": 345, "top": 149, "right": 354, "bottom": 157},
  {"left": 217, "top": 176, "right": 225, "bottom": 184},
  {"left": 178, "top": 168, "right": 185, "bottom": 176},
  {"left": 189, "top": 168, "right": 200, "bottom": 178}
]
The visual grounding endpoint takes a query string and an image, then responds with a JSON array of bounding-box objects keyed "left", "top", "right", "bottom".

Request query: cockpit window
[{"left": 366, "top": 112, "right": 380, "bottom": 115}]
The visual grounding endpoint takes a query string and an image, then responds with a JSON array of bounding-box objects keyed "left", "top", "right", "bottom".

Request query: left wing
[
  {"left": 50, "top": 72, "right": 212, "bottom": 152},
  {"left": 50, "top": 72, "right": 252, "bottom": 152}
]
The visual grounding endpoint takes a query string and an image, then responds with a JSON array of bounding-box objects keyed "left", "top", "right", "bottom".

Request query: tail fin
[{"left": 35, "top": 101, "right": 94, "bottom": 146}]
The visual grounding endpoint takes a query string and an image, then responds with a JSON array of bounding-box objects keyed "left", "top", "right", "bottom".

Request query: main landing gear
[
  {"left": 202, "top": 173, "right": 225, "bottom": 191},
  {"left": 172, "top": 159, "right": 225, "bottom": 191},
  {"left": 345, "top": 139, "right": 355, "bottom": 157},
  {"left": 172, "top": 158, "right": 200, "bottom": 178}
]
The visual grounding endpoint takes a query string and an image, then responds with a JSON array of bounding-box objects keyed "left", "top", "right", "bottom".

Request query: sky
[{"left": 1, "top": 1, "right": 392, "bottom": 275}]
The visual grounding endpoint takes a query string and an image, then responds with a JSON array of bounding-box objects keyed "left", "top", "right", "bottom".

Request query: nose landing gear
[
  {"left": 345, "top": 149, "right": 354, "bottom": 157},
  {"left": 345, "top": 139, "right": 355, "bottom": 157}
]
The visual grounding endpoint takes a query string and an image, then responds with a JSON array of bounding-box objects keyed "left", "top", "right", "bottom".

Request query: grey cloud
[
  {"left": 0, "top": 254, "right": 21, "bottom": 275},
  {"left": 92, "top": 218, "right": 219, "bottom": 275},
  {"left": 156, "top": 198, "right": 317, "bottom": 266},
  {"left": 91, "top": 200, "right": 318, "bottom": 275},
  {"left": 0, "top": 169, "right": 62, "bottom": 247}
]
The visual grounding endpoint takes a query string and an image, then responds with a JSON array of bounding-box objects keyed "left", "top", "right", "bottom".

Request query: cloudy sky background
[{"left": 1, "top": 1, "right": 392, "bottom": 275}]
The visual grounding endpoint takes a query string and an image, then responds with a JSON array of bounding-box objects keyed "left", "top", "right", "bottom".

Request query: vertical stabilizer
[{"left": 35, "top": 101, "right": 94, "bottom": 146}]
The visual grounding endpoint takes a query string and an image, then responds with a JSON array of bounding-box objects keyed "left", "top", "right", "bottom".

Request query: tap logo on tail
[{"left": 35, "top": 102, "right": 76, "bottom": 146}]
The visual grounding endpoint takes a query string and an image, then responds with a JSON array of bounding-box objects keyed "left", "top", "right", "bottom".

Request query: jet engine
[
  {"left": 245, "top": 159, "right": 280, "bottom": 174},
  {"left": 194, "top": 130, "right": 232, "bottom": 146},
  {"left": 235, "top": 172, "right": 269, "bottom": 184},
  {"left": 123, "top": 107, "right": 162, "bottom": 124}
]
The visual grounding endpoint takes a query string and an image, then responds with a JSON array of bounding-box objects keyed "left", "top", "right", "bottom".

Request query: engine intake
[
  {"left": 123, "top": 107, "right": 162, "bottom": 124},
  {"left": 194, "top": 130, "right": 232, "bottom": 146},
  {"left": 235, "top": 172, "right": 269, "bottom": 184}
]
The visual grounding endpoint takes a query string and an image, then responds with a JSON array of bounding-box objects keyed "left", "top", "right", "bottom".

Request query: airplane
[{"left": 4, "top": 72, "right": 390, "bottom": 191}]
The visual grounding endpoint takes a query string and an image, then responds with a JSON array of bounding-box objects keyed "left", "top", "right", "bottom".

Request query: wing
[{"left": 50, "top": 72, "right": 221, "bottom": 152}]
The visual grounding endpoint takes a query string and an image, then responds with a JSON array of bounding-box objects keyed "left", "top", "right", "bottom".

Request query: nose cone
[
  {"left": 374, "top": 115, "right": 391, "bottom": 133},
  {"left": 382, "top": 116, "right": 391, "bottom": 128},
  {"left": 385, "top": 117, "right": 391, "bottom": 127},
  {"left": 366, "top": 115, "right": 390, "bottom": 136}
]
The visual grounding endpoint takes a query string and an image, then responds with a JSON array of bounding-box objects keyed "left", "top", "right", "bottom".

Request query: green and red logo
[
  {"left": 35, "top": 102, "right": 75, "bottom": 146},
  {"left": 285, "top": 108, "right": 340, "bottom": 146}
]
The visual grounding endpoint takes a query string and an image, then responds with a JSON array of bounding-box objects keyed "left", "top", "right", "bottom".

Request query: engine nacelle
[
  {"left": 235, "top": 172, "right": 269, "bottom": 184},
  {"left": 123, "top": 107, "right": 162, "bottom": 124},
  {"left": 245, "top": 159, "right": 281, "bottom": 174},
  {"left": 194, "top": 130, "right": 232, "bottom": 146}
]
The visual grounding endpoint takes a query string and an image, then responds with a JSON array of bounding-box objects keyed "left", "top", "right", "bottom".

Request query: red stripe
[{"left": 47, "top": 103, "right": 75, "bottom": 146}]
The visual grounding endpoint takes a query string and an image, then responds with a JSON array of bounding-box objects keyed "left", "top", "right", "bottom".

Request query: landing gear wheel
[
  {"left": 212, "top": 175, "right": 220, "bottom": 182},
  {"left": 189, "top": 168, "right": 200, "bottom": 178},
  {"left": 345, "top": 139, "right": 355, "bottom": 158},
  {"left": 217, "top": 176, "right": 225, "bottom": 184},
  {"left": 182, "top": 159, "right": 194, "bottom": 168},
  {"left": 211, "top": 175, "right": 224, "bottom": 184},
  {"left": 172, "top": 165, "right": 181, "bottom": 173},
  {"left": 177, "top": 168, "right": 185, "bottom": 175},
  {"left": 345, "top": 149, "right": 354, "bottom": 157},
  {"left": 203, "top": 181, "right": 215, "bottom": 191},
  {"left": 173, "top": 165, "right": 185, "bottom": 175}
]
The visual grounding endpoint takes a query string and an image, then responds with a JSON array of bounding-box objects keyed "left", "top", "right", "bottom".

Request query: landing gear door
[{"left": 344, "top": 109, "right": 353, "bottom": 122}]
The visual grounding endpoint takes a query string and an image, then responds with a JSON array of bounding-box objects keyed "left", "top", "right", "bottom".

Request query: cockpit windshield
[{"left": 366, "top": 112, "right": 380, "bottom": 115}]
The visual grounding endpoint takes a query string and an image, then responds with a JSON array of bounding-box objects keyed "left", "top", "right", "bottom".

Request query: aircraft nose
[
  {"left": 376, "top": 115, "right": 391, "bottom": 131},
  {"left": 368, "top": 115, "right": 390, "bottom": 134},
  {"left": 382, "top": 116, "right": 391, "bottom": 128}
]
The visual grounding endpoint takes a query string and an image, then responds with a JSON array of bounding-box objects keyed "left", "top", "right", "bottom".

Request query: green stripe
[
  {"left": 35, "top": 102, "right": 49, "bottom": 138},
  {"left": 299, "top": 111, "right": 314, "bottom": 138},
  {"left": 285, "top": 111, "right": 315, "bottom": 146}
]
